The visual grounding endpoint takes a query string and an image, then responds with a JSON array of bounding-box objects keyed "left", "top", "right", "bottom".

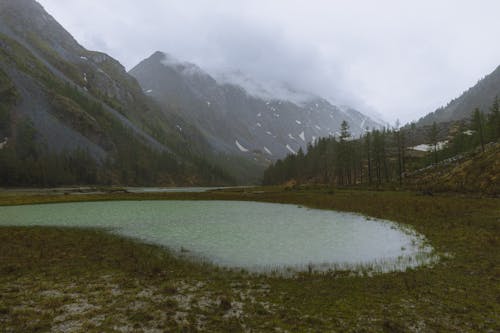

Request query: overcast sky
[{"left": 38, "top": 0, "right": 500, "bottom": 124}]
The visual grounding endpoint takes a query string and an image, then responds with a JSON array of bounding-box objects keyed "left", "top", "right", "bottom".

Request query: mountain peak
[
  {"left": 130, "top": 54, "right": 382, "bottom": 159},
  {"left": 150, "top": 51, "right": 167, "bottom": 60}
]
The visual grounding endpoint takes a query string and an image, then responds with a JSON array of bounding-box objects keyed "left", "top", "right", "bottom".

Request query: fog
[{"left": 38, "top": 0, "right": 500, "bottom": 123}]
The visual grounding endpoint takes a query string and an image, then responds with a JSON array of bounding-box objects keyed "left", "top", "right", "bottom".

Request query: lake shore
[{"left": 1, "top": 187, "right": 499, "bottom": 331}]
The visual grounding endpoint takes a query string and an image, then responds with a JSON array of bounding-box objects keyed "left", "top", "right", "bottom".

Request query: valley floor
[{"left": 0, "top": 187, "right": 499, "bottom": 332}]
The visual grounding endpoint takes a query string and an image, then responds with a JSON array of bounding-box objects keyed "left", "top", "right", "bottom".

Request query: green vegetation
[
  {"left": 0, "top": 68, "right": 17, "bottom": 138},
  {"left": 263, "top": 98, "right": 500, "bottom": 195},
  {"left": 0, "top": 117, "right": 232, "bottom": 187},
  {"left": 0, "top": 33, "right": 235, "bottom": 187},
  {"left": 24, "top": 31, "right": 84, "bottom": 87},
  {"left": 0, "top": 188, "right": 498, "bottom": 331}
]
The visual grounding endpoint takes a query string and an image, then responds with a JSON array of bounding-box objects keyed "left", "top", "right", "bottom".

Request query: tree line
[
  {"left": 263, "top": 97, "right": 500, "bottom": 187},
  {"left": 0, "top": 118, "right": 233, "bottom": 187}
]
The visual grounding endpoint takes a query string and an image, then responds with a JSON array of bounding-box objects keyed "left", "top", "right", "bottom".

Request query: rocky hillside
[
  {"left": 417, "top": 65, "right": 500, "bottom": 126},
  {"left": 130, "top": 52, "right": 382, "bottom": 160},
  {"left": 0, "top": 0, "right": 235, "bottom": 186}
]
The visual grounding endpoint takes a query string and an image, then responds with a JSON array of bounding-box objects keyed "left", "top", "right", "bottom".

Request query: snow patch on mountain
[
  {"left": 411, "top": 141, "right": 448, "bottom": 152},
  {"left": 286, "top": 144, "right": 297, "bottom": 155},
  {"left": 299, "top": 131, "right": 306, "bottom": 142},
  {"left": 360, "top": 118, "right": 367, "bottom": 129},
  {"left": 235, "top": 140, "right": 249, "bottom": 152},
  {"left": 0, "top": 137, "right": 8, "bottom": 150}
]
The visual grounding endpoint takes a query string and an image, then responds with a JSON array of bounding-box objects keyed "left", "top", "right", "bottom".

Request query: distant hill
[
  {"left": 417, "top": 65, "right": 500, "bottom": 126},
  {"left": 130, "top": 52, "right": 382, "bottom": 160}
]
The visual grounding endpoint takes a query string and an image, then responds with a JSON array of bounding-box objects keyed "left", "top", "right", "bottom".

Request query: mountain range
[
  {"left": 0, "top": 0, "right": 248, "bottom": 185},
  {"left": 0, "top": 0, "right": 381, "bottom": 185},
  {"left": 130, "top": 52, "right": 381, "bottom": 159},
  {"left": 1, "top": 0, "right": 496, "bottom": 187}
]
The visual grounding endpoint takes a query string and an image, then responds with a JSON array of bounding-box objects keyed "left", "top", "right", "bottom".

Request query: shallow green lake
[{"left": 0, "top": 200, "right": 434, "bottom": 272}]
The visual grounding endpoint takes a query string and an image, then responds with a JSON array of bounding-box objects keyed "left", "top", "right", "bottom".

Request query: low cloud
[{"left": 38, "top": 0, "right": 500, "bottom": 123}]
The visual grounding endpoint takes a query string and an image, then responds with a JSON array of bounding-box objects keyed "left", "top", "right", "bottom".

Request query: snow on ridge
[
  {"left": 145, "top": 89, "right": 153, "bottom": 93},
  {"left": 176, "top": 125, "right": 182, "bottom": 132},
  {"left": 264, "top": 147, "right": 273, "bottom": 155},
  {"left": 256, "top": 122, "right": 262, "bottom": 127},
  {"left": 286, "top": 144, "right": 297, "bottom": 155},
  {"left": 288, "top": 133, "right": 295, "bottom": 140},
  {"left": 315, "top": 125, "right": 321, "bottom": 130},
  {"left": 235, "top": 140, "right": 249, "bottom": 152},
  {"left": 295, "top": 120, "right": 302, "bottom": 125},
  {"left": 299, "top": 131, "right": 306, "bottom": 142}
]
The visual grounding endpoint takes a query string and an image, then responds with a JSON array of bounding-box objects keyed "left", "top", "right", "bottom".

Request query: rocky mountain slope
[
  {"left": 417, "top": 64, "right": 500, "bottom": 126},
  {"left": 130, "top": 52, "right": 382, "bottom": 160},
  {"left": 0, "top": 0, "right": 235, "bottom": 185}
]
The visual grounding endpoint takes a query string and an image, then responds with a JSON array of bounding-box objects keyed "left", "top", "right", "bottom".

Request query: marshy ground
[{"left": 0, "top": 187, "right": 499, "bottom": 332}]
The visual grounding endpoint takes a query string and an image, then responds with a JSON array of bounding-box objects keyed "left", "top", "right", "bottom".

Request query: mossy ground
[{"left": 0, "top": 187, "right": 499, "bottom": 332}]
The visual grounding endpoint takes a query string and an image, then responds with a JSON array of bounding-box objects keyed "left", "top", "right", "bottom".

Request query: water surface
[
  {"left": 0, "top": 200, "right": 434, "bottom": 272},
  {"left": 124, "top": 187, "right": 229, "bottom": 193}
]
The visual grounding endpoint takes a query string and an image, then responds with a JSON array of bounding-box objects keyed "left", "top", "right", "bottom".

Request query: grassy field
[{"left": 0, "top": 187, "right": 499, "bottom": 332}]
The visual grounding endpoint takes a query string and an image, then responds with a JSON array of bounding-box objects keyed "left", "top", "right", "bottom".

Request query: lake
[{"left": 0, "top": 200, "right": 435, "bottom": 273}]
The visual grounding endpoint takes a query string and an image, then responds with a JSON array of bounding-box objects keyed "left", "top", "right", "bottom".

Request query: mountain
[
  {"left": 417, "top": 65, "right": 500, "bottom": 126},
  {"left": 0, "top": 0, "right": 234, "bottom": 186},
  {"left": 130, "top": 52, "right": 382, "bottom": 160}
]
